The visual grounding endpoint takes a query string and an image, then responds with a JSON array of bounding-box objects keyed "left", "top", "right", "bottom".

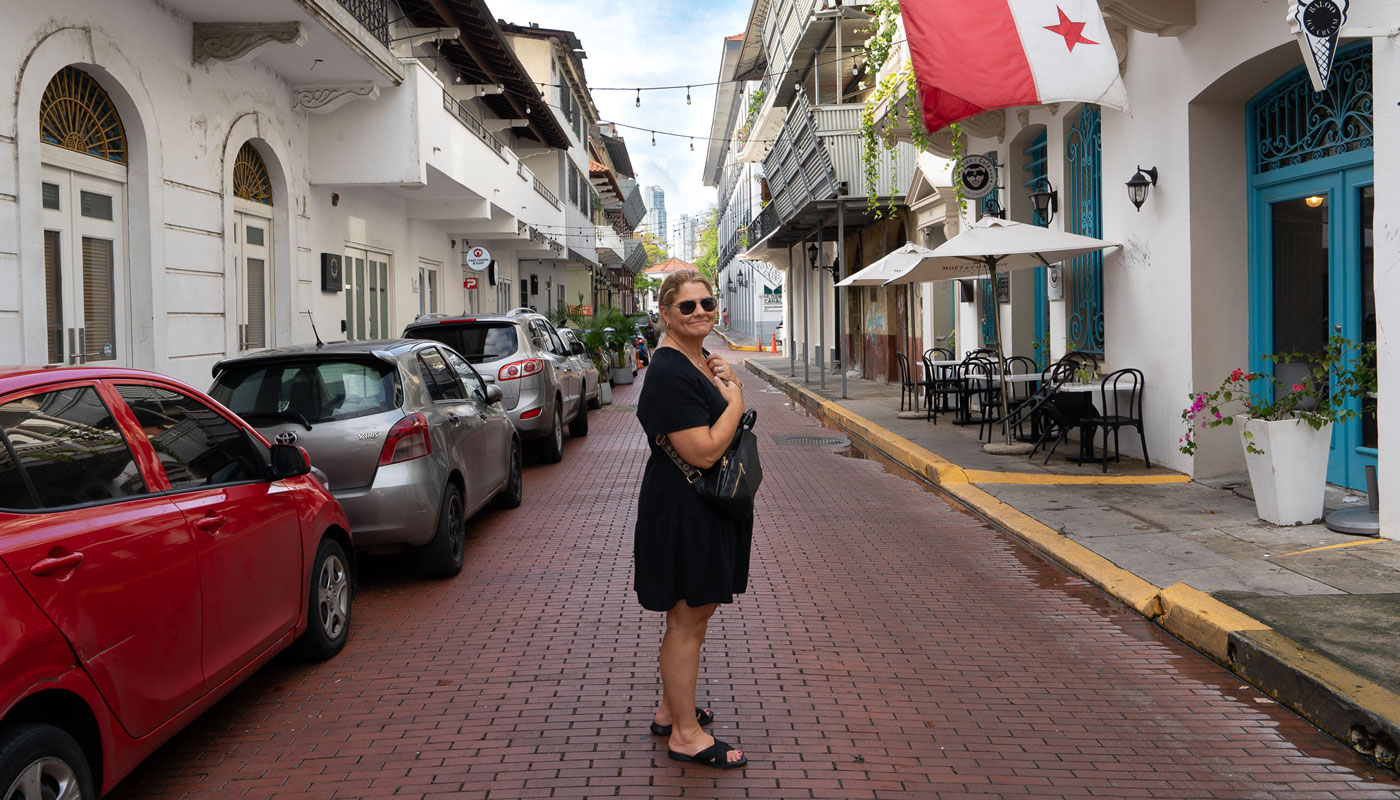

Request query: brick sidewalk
[{"left": 111, "top": 338, "right": 1399, "bottom": 799}]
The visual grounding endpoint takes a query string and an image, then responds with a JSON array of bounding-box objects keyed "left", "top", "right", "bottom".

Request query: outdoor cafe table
[{"left": 1053, "top": 381, "right": 1125, "bottom": 463}]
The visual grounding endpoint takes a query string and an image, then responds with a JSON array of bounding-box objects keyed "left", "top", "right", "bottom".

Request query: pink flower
[
  {"left": 1230, "top": 368, "right": 1244, "bottom": 381},
  {"left": 1291, "top": 383, "right": 1304, "bottom": 392},
  {"left": 1213, "top": 410, "right": 1222, "bottom": 419},
  {"left": 1190, "top": 394, "right": 1207, "bottom": 414}
]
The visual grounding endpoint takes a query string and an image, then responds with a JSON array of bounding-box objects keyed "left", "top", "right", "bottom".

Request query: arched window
[
  {"left": 232, "top": 142, "right": 274, "bottom": 350},
  {"left": 233, "top": 142, "right": 273, "bottom": 205},
  {"left": 39, "top": 66, "right": 129, "bottom": 366},
  {"left": 39, "top": 66, "right": 127, "bottom": 164}
]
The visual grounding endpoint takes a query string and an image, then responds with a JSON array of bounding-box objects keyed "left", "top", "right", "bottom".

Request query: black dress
[{"left": 634, "top": 348, "right": 754, "bottom": 612}]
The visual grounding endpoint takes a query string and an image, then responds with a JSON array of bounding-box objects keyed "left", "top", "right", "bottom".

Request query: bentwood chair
[
  {"left": 922, "top": 351, "right": 961, "bottom": 422},
  {"left": 1080, "top": 368, "right": 1150, "bottom": 472},
  {"left": 895, "top": 352, "right": 919, "bottom": 412}
]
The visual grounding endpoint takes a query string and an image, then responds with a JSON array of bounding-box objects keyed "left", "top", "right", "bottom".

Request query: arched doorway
[
  {"left": 1247, "top": 42, "right": 1374, "bottom": 490},
  {"left": 39, "top": 66, "right": 128, "bottom": 365},
  {"left": 232, "top": 141, "right": 274, "bottom": 351}
]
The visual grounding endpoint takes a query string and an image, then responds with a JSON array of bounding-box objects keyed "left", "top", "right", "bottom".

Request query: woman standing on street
[{"left": 634, "top": 269, "right": 751, "bottom": 770}]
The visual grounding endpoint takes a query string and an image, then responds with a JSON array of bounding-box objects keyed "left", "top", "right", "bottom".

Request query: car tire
[
  {"left": 491, "top": 439, "right": 524, "bottom": 509},
  {"left": 0, "top": 724, "right": 95, "bottom": 800},
  {"left": 416, "top": 482, "right": 466, "bottom": 579},
  {"left": 293, "top": 537, "right": 352, "bottom": 660},
  {"left": 568, "top": 399, "right": 589, "bottom": 438},
  {"left": 534, "top": 403, "right": 565, "bottom": 463},
  {"left": 585, "top": 378, "right": 601, "bottom": 410}
]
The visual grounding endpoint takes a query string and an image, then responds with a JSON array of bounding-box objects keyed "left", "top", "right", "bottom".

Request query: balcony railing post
[{"left": 336, "top": 0, "right": 389, "bottom": 47}]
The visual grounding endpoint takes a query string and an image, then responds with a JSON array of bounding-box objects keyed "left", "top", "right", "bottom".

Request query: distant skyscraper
[{"left": 644, "top": 185, "right": 667, "bottom": 249}]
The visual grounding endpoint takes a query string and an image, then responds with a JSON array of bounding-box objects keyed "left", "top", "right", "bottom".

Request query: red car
[{"left": 0, "top": 366, "right": 354, "bottom": 798}]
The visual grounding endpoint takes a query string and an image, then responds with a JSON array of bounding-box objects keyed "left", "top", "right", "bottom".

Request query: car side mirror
[
  {"left": 485, "top": 384, "right": 504, "bottom": 404},
  {"left": 270, "top": 444, "right": 311, "bottom": 479},
  {"left": 571, "top": 341, "right": 585, "bottom": 355}
]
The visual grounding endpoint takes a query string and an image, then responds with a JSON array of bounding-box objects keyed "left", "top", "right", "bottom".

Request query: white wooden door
[{"left": 40, "top": 158, "right": 126, "bottom": 365}]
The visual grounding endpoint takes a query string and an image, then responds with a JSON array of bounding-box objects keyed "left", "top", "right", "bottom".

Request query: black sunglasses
[{"left": 672, "top": 297, "right": 717, "bottom": 315}]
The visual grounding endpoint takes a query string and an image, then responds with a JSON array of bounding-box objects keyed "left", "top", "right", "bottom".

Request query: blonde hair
[{"left": 656, "top": 270, "right": 714, "bottom": 335}]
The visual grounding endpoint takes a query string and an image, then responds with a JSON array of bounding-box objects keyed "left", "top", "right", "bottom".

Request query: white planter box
[
  {"left": 598, "top": 379, "right": 613, "bottom": 405},
  {"left": 1238, "top": 415, "right": 1333, "bottom": 526},
  {"left": 611, "top": 366, "right": 634, "bottom": 385}
]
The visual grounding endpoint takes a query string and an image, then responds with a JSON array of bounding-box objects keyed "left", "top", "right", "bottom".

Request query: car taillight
[
  {"left": 519, "top": 407, "right": 542, "bottom": 420},
  {"left": 378, "top": 413, "right": 432, "bottom": 466},
  {"left": 498, "top": 358, "right": 543, "bottom": 381}
]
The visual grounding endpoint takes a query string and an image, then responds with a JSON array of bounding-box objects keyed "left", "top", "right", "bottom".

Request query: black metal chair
[
  {"left": 895, "top": 352, "right": 919, "bottom": 412},
  {"left": 922, "top": 351, "right": 962, "bottom": 422},
  {"left": 1080, "top": 368, "right": 1150, "bottom": 472},
  {"left": 955, "top": 358, "right": 1004, "bottom": 440},
  {"left": 1021, "top": 359, "right": 1082, "bottom": 463},
  {"left": 1000, "top": 355, "right": 1040, "bottom": 438}
]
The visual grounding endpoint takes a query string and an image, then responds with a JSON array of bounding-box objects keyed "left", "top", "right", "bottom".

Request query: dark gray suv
[{"left": 403, "top": 310, "right": 589, "bottom": 462}]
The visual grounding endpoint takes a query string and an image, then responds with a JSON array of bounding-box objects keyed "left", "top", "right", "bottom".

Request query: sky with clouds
[{"left": 499, "top": 0, "right": 752, "bottom": 238}]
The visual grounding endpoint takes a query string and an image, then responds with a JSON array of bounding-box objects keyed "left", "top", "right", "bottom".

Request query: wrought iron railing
[
  {"left": 336, "top": 0, "right": 390, "bottom": 47},
  {"left": 533, "top": 177, "right": 561, "bottom": 209},
  {"left": 1249, "top": 43, "right": 1371, "bottom": 175},
  {"left": 442, "top": 91, "right": 508, "bottom": 161}
]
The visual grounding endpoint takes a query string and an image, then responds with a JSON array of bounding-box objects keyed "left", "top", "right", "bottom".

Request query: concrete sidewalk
[{"left": 744, "top": 354, "right": 1400, "bottom": 769}]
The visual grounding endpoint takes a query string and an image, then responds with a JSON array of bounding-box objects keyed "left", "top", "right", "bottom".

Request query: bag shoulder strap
[{"left": 656, "top": 433, "right": 703, "bottom": 485}]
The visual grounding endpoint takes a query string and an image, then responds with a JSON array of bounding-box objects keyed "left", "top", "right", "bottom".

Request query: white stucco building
[{"left": 1, "top": 0, "right": 639, "bottom": 388}]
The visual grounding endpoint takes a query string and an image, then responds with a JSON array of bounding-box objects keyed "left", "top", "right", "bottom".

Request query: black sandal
[
  {"left": 649, "top": 706, "right": 714, "bottom": 736},
  {"left": 668, "top": 738, "right": 747, "bottom": 769}
]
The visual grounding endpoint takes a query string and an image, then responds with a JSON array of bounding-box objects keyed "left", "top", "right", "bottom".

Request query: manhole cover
[{"left": 771, "top": 434, "right": 849, "bottom": 447}]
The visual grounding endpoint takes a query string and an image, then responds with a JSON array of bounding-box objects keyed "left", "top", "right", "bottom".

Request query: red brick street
[{"left": 110, "top": 341, "right": 1400, "bottom": 800}]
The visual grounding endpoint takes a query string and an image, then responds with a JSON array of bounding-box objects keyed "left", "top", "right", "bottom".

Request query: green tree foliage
[{"left": 692, "top": 205, "right": 719, "bottom": 280}]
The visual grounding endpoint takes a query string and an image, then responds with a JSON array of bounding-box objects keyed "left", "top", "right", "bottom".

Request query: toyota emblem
[{"left": 275, "top": 430, "right": 298, "bottom": 445}]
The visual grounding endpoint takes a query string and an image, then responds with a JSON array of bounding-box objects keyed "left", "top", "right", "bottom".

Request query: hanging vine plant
[{"left": 856, "top": 0, "right": 937, "bottom": 219}]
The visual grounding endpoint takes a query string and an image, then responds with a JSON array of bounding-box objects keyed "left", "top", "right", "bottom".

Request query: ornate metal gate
[{"left": 1065, "top": 106, "right": 1103, "bottom": 355}]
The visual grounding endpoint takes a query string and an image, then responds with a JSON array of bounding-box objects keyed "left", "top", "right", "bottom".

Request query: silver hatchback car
[
  {"left": 402, "top": 310, "right": 589, "bottom": 462},
  {"left": 209, "top": 339, "right": 522, "bottom": 578}
]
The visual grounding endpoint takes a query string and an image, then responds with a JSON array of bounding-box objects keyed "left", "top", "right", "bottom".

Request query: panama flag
[{"left": 901, "top": 0, "right": 1128, "bottom": 133}]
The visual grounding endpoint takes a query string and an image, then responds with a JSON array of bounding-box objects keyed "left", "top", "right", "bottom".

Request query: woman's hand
[{"left": 713, "top": 372, "right": 743, "bottom": 406}]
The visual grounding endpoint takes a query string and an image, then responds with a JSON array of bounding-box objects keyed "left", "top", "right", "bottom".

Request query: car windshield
[
  {"left": 211, "top": 358, "right": 398, "bottom": 424},
  {"left": 409, "top": 323, "right": 517, "bottom": 364}
]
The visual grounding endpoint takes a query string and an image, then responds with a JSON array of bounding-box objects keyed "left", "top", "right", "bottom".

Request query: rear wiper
[{"left": 240, "top": 411, "right": 313, "bottom": 431}]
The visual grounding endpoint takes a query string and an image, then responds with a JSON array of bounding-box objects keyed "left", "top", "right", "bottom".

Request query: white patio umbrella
[
  {"left": 883, "top": 217, "right": 1119, "bottom": 452},
  {"left": 838, "top": 242, "right": 938, "bottom": 412}
]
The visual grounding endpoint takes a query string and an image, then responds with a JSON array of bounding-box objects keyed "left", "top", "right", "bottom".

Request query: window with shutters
[{"left": 39, "top": 66, "right": 129, "bottom": 366}]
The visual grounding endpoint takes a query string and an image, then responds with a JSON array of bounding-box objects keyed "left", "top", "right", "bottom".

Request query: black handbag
[{"left": 657, "top": 409, "right": 762, "bottom": 519}]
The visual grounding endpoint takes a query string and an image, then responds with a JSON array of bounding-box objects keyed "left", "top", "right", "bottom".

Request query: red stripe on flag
[{"left": 901, "top": 0, "right": 1038, "bottom": 132}]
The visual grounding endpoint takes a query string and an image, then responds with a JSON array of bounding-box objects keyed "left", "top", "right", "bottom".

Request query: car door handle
[
  {"left": 477, "top": 412, "right": 488, "bottom": 420},
  {"left": 30, "top": 552, "right": 84, "bottom": 577},
  {"left": 194, "top": 514, "right": 227, "bottom": 532}
]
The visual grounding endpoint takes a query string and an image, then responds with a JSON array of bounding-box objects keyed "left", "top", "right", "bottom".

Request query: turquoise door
[{"left": 1247, "top": 43, "right": 1374, "bottom": 491}]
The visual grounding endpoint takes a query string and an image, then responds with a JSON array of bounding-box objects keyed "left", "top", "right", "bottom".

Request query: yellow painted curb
[
  {"left": 1239, "top": 630, "right": 1400, "bottom": 729},
  {"left": 714, "top": 329, "right": 762, "bottom": 351},
  {"left": 961, "top": 470, "right": 1192, "bottom": 486},
  {"left": 1158, "top": 583, "right": 1271, "bottom": 664}
]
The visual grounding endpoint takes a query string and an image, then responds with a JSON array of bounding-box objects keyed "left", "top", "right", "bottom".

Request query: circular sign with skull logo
[{"left": 957, "top": 154, "right": 997, "bottom": 200}]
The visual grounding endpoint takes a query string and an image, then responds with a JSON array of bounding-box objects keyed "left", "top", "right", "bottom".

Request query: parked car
[
  {"left": 556, "top": 327, "right": 602, "bottom": 409},
  {"left": 209, "top": 339, "right": 522, "bottom": 579},
  {"left": 402, "top": 309, "right": 589, "bottom": 462},
  {"left": 0, "top": 365, "right": 352, "bottom": 799}
]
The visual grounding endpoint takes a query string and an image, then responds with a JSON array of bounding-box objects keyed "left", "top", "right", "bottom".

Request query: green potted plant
[
  {"left": 599, "top": 308, "right": 637, "bottom": 386},
  {"left": 1179, "top": 335, "right": 1376, "bottom": 525}
]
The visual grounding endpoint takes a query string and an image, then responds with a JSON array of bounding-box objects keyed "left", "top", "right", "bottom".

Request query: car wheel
[
  {"left": 293, "top": 537, "right": 352, "bottom": 659},
  {"left": 586, "top": 378, "right": 601, "bottom": 410},
  {"left": 491, "top": 439, "right": 524, "bottom": 509},
  {"left": 534, "top": 403, "right": 564, "bottom": 463},
  {"left": 568, "top": 398, "right": 589, "bottom": 438},
  {"left": 0, "top": 725, "right": 95, "bottom": 800},
  {"left": 416, "top": 482, "right": 466, "bottom": 579}
]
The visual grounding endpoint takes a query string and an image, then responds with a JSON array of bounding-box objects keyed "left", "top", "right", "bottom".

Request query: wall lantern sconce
[
  {"left": 727, "top": 278, "right": 735, "bottom": 292},
  {"left": 808, "top": 243, "right": 839, "bottom": 277},
  {"left": 1126, "top": 166, "right": 1158, "bottom": 212},
  {"left": 737, "top": 272, "right": 749, "bottom": 287},
  {"left": 1028, "top": 178, "right": 1057, "bottom": 226}
]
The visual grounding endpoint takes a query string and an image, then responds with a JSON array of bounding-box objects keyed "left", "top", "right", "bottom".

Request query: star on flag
[{"left": 1044, "top": 6, "right": 1099, "bottom": 51}]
